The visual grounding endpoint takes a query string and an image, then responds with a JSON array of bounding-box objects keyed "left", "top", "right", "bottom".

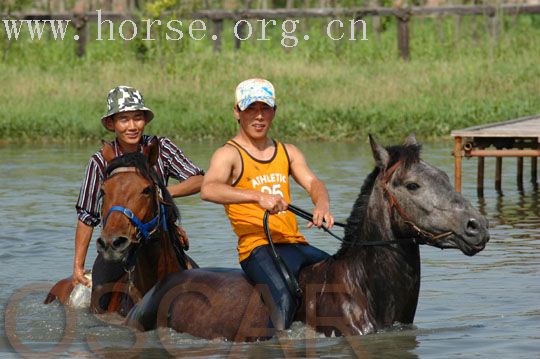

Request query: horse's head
[
  {"left": 369, "top": 134, "right": 489, "bottom": 256},
  {"left": 96, "top": 140, "right": 162, "bottom": 262}
]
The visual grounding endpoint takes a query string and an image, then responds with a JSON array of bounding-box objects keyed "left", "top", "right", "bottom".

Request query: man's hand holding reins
[
  {"left": 258, "top": 192, "right": 289, "bottom": 214},
  {"left": 309, "top": 201, "right": 334, "bottom": 229}
]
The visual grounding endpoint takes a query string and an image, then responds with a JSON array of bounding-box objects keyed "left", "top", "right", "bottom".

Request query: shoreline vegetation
[{"left": 1, "top": 16, "right": 540, "bottom": 144}]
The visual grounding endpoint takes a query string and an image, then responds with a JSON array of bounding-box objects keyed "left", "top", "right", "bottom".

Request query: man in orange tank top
[{"left": 201, "top": 79, "right": 334, "bottom": 334}]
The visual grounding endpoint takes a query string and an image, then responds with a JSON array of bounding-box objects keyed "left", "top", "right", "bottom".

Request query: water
[{"left": 0, "top": 141, "right": 539, "bottom": 358}]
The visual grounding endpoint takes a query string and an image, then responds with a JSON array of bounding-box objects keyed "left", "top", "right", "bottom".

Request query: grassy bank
[{"left": 1, "top": 15, "right": 540, "bottom": 143}]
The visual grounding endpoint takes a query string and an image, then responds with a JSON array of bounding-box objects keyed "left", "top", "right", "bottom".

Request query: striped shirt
[{"left": 76, "top": 135, "right": 204, "bottom": 227}]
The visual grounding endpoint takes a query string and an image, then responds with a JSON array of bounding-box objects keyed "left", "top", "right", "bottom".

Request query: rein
[
  {"left": 263, "top": 211, "right": 303, "bottom": 299},
  {"left": 285, "top": 160, "right": 452, "bottom": 246},
  {"left": 261, "top": 160, "right": 455, "bottom": 300},
  {"left": 380, "top": 160, "right": 453, "bottom": 243},
  {"left": 286, "top": 204, "right": 396, "bottom": 246}
]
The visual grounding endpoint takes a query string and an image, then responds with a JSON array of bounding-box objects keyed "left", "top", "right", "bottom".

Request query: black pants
[{"left": 240, "top": 243, "right": 329, "bottom": 331}]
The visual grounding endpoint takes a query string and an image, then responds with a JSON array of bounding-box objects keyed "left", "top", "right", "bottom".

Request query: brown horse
[
  {"left": 125, "top": 135, "right": 489, "bottom": 341},
  {"left": 45, "top": 140, "right": 197, "bottom": 315}
]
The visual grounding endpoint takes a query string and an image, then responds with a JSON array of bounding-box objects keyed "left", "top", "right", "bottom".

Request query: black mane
[
  {"left": 336, "top": 143, "right": 422, "bottom": 256},
  {"left": 106, "top": 152, "right": 152, "bottom": 180},
  {"left": 386, "top": 143, "right": 422, "bottom": 170}
]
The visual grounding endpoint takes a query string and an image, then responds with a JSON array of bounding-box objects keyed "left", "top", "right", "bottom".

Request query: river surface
[{"left": 0, "top": 141, "right": 539, "bottom": 358}]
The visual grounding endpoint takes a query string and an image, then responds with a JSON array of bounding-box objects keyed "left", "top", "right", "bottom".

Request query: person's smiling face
[
  {"left": 106, "top": 110, "right": 147, "bottom": 150},
  {"left": 235, "top": 102, "right": 276, "bottom": 140}
]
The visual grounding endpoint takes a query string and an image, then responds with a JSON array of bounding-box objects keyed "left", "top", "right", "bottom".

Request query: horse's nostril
[
  {"left": 112, "top": 236, "right": 129, "bottom": 250},
  {"left": 96, "top": 237, "right": 107, "bottom": 251},
  {"left": 465, "top": 218, "right": 480, "bottom": 235}
]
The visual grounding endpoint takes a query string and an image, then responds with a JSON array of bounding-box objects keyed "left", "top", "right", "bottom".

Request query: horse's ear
[
  {"left": 404, "top": 133, "right": 417, "bottom": 146},
  {"left": 142, "top": 138, "right": 159, "bottom": 167},
  {"left": 369, "top": 134, "right": 389, "bottom": 169},
  {"left": 101, "top": 140, "right": 116, "bottom": 162}
]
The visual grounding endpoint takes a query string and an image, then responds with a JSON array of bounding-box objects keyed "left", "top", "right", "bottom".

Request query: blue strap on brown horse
[
  {"left": 103, "top": 203, "right": 168, "bottom": 273},
  {"left": 102, "top": 205, "right": 165, "bottom": 241}
]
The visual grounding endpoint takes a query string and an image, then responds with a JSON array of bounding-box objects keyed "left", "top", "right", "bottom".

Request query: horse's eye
[
  {"left": 406, "top": 182, "right": 420, "bottom": 191},
  {"left": 142, "top": 186, "right": 153, "bottom": 195}
]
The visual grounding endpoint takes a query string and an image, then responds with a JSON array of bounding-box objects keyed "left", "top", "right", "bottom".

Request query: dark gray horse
[{"left": 125, "top": 135, "right": 489, "bottom": 341}]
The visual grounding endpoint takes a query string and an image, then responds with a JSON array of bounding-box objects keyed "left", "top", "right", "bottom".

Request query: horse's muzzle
[
  {"left": 96, "top": 236, "right": 131, "bottom": 261},
  {"left": 457, "top": 216, "right": 490, "bottom": 256}
]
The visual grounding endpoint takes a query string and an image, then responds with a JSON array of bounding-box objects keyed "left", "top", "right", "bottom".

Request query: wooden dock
[{"left": 451, "top": 115, "right": 540, "bottom": 196}]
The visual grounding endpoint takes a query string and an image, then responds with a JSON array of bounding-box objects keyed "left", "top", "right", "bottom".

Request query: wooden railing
[{"left": 2, "top": 4, "right": 540, "bottom": 59}]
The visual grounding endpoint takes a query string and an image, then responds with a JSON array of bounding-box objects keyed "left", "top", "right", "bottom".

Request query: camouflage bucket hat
[{"left": 101, "top": 86, "right": 154, "bottom": 131}]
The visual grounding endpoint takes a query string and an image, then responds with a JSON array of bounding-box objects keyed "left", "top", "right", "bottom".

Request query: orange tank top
[{"left": 224, "top": 140, "right": 307, "bottom": 262}]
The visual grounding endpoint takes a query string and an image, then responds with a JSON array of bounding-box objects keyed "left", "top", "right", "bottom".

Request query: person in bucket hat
[
  {"left": 201, "top": 79, "right": 334, "bottom": 335},
  {"left": 101, "top": 86, "right": 154, "bottom": 128},
  {"left": 71, "top": 85, "right": 204, "bottom": 294}
]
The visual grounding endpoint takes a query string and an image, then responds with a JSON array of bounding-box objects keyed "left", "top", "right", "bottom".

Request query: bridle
[
  {"left": 262, "top": 159, "right": 453, "bottom": 300},
  {"left": 101, "top": 167, "right": 168, "bottom": 270},
  {"left": 380, "top": 160, "right": 453, "bottom": 244},
  {"left": 102, "top": 167, "right": 168, "bottom": 243}
]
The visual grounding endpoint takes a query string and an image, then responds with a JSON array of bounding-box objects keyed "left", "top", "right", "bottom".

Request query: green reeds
[{"left": 1, "top": 15, "right": 539, "bottom": 143}]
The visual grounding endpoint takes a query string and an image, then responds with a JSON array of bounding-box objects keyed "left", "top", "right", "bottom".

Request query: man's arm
[
  {"left": 72, "top": 220, "right": 93, "bottom": 287},
  {"left": 159, "top": 137, "right": 204, "bottom": 197},
  {"left": 200, "top": 145, "right": 288, "bottom": 214},
  {"left": 286, "top": 144, "right": 334, "bottom": 228},
  {"left": 168, "top": 175, "right": 204, "bottom": 197},
  {"left": 72, "top": 157, "right": 102, "bottom": 287}
]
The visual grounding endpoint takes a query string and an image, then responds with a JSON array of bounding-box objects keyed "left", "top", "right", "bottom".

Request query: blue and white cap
[{"left": 235, "top": 79, "right": 276, "bottom": 111}]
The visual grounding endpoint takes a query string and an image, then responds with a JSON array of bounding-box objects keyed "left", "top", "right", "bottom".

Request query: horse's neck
[
  {"left": 134, "top": 233, "right": 181, "bottom": 295},
  {"left": 355, "top": 184, "right": 421, "bottom": 281},
  {"left": 363, "top": 186, "right": 395, "bottom": 242},
  {"left": 322, "top": 185, "right": 421, "bottom": 324}
]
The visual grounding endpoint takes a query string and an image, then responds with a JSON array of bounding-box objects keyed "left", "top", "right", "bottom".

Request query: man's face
[
  {"left": 106, "top": 110, "right": 147, "bottom": 147},
  {"left": 234, "top": 102, "right": 276, "bottom": 140}
]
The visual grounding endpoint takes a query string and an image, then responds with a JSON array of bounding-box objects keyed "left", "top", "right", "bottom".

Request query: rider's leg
[
  {"left": 240, "top": 245, "right": 296, "bottom": 331},
  {"left": 275, "top": 243, "right": 330, "bottom": 275},
  {"left": 240, "top": 243, "right": 330, "bottom": 331}
]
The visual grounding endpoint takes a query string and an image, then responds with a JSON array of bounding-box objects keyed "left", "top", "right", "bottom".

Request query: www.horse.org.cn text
[{"left": 1, "top": 9, "right": 368, "bottom": 48}]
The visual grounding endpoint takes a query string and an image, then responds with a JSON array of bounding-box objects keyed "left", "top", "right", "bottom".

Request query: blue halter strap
[{"left": 102, "top": 204, "right": 168, "bottom": 242}]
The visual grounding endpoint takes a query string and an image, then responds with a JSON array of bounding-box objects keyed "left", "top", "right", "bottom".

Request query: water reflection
[{"left": 1, "top": 142, "right": 539, "bottom": 358}]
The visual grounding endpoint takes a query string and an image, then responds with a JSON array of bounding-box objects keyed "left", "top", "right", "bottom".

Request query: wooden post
[
  {"left": 73, "top": 14, "right": 87, "bottom": 58},
  {"left": 517, "top": 157, "right": 524, "bottom": 191},
  {"left": 235, "top": 21, "right": 245, "bottom": 50},
  {"left": 487, "top": 13, "right": 499, "bottom": 39},
  {"left": 454, "top": 15, "right": 461, "bottom": 44},
  {"left": 212, "top": 19, "right": 223, "bottom": 53},
  {"left": 396, "top": 10, "right": 410, "bottom": 61},
  {"left": 477, "top": 156, "right": 484, "bottom": 198},
  {"left": 495, "top": 157, "right": 503, "bottom": 194},
  {"left": 369, "top": 0, "right": 381, "bottom": 41},
  {"left": 436, "top": 13, "right": 444, "bottom": 43},
  {"left": 532, "top": 157, "right": 538, "bottom": 185},
  {"left": 104, "top": 0, "right": 113, "bottom": 11},
  {"left": 454, "top": 136, "right": 462, "bottom": 192}
]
